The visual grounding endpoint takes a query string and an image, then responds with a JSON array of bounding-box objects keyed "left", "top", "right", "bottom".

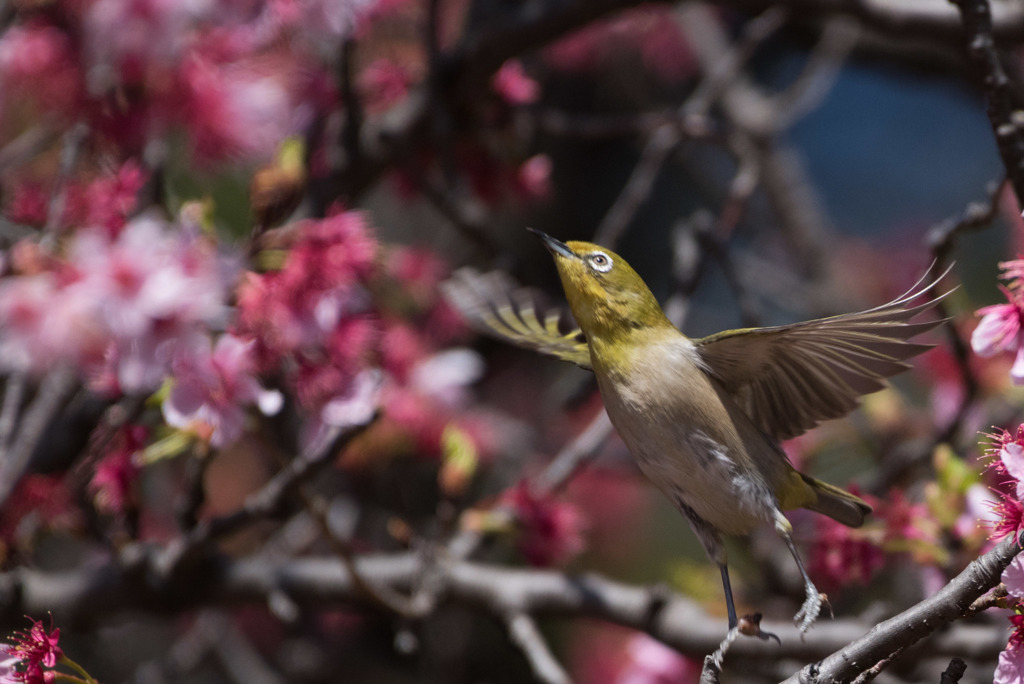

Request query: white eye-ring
[{"left": 587, "top": 252, "right": 613, "bottom": 273}]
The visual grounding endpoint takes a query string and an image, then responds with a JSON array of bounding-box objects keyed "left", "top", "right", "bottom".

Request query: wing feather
[
  {"left": 696, "top": 270, "right": 951, "bottom": 440},
  {"left": 442, "top": 268, "right": 592, "bottom": 369}
]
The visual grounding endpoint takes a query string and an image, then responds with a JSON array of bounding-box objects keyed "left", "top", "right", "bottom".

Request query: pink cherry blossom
[
  {"left": 0, "top": 645, "right": 18, "bottom": 684},
  {"left": 90, "top": 424, "right": 147, "bottom": 514},
  {"left": 0, "top": 272, "right": 105, "bottom": 374},
  {"left": 503, "top": 482, "right": 586, "bottom": 567},
  {"left": 164, "top": 334, "right": 283, "bottom": 448},
  {"left": 1001, "top": 258, "right": 1024, "bottom": 287},
  {"left": 176, "top": 55, "right": 297, "bottom": 164},
  {"left": 491, "top": 60, "right": 539, "bottom": 105},
  {"left": 0, "top": 22, "right": 82, "bottom": 117},
  {"left": 516, "top": 154, "right": 553, "bottom": 199},
  {"left": 0, "top": 475, "right": 78, "bottom": 546},
  {"left": 544, "top": 6, "right": 694, "bottom": 83},
  {"left": 0, "top": 213, "right": 235, "bottom": 392},
  {"left": 67, "top": 215, "right": 235, "bottom": 391},
  {"left": 5, "top": 162, "right": 146, "bottom": 233},
  {"left": 808, "top": 514, "right": 885, "bottom": 593},
  {"left": 237, "top": 207, "right": 377, "bottom": 364},
  {"left": 615, "top": 634, "right": 698, "bottom": 684},
  {"left": 359, "top": 59, "right": 413, "bottom": 113},
  {"left": 1004, "top": 556, "right": 1024, "bottom": 599},
  {"left": 65, "top": 161, "right": 148, "bottom": 236},
  {"left": 985, "top": 427, "right": 1024, "bottom": 540},
  {"left": 998, "top": 615, "right": 1024, "bottom": 684},
  {"left": 83, "top": 0, "right": 203, "bottom": 86},
  {"left": 973, "top": 288, "right": 1024, "bottom": 384}
]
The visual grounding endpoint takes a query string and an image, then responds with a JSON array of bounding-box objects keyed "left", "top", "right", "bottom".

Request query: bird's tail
[{"left": 800, "top": 474, "right": 872, "bottom": 528}]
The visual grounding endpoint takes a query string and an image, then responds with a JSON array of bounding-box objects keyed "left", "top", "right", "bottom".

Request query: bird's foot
[
  {"left": 711, "top": 614, "right": 781, "bottom": 669},
  {"left": 738, "top": 613, "right": 780, "bottom": 646},
  {"left": 794, "top": 589, "right": 831, "bottom": 634}
]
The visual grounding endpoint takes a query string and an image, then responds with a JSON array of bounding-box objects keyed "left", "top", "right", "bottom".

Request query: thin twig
[
  {"left": 162, "top": 415, "right": 378, "bottom": 572},
  {"left": 679, "top": 6, "right": 790, "bottom": 123},
  {"left": 534, "top": 408, "right": 614, "bottom": 495},
  {"left": 43, "top": 123, "right": 88, "bottom": 237},
  {"left": 592, "top": 124, "right": 682, "bottom": 248},
  {"left": 506, "top": 612, "right": 570, "bottom": 684},
  {"left": 0, "top": 372, "right": 25, "bottom": 451},
  {"left": 296, "top": 486, "right": 426, "bottom": 618},
  {"left": 765, "top": 16, "right": 860, "bottom": 134},
  {"left": 849, "top": 645, "right": 906, "bottom": 683},
  {"left": 0, "top": 367, "right": 76, "bottom": 508}
]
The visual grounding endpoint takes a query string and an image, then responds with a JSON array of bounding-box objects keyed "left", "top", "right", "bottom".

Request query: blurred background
[{"left": 0, "top": 0, "right": 1021, "bottom": 682}]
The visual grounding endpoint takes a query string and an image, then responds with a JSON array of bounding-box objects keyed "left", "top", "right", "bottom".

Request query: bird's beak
[{"left": 527, "top": 228, "right": 576, "bottom": 260}]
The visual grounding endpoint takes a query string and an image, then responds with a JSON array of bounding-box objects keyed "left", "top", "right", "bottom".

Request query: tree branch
[
  {"left": 783, "top": 532, "right": 1023, "bottom": 683},
  {"left": 0, "top": 539, "right": 1014, "bottom": 672},
  {"left": 951, "top": 0, "right": 1024, "bottom": 208}
]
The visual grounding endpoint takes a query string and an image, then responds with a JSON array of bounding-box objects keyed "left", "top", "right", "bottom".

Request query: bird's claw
[
  {"left": 794, "top": 590, "right": 830, "bottom": 634},
  {"left": 738, "top": 613, "right": 780, "bottom": 646},
  {"left": 711, "top": 613, "right": 782, "bottom": 669}
]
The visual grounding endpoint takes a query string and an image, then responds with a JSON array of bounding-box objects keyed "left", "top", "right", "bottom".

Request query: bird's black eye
[{"left": 587, "top": 252, "right": 613, "bottom": 273}]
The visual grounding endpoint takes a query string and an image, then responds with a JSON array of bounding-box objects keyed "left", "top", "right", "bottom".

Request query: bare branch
[
  {"left": 951, "top": 0, "right": 1024, "bottom": 208},
  {"left": 1, "top": 539, "right": 1015, "bottom": 672},
  {"left": 782, "top": 532, "right": 1023, "bottom": 683},
  {"left": 534, "top": 408, "right": 615, "bottom": 495},
  {"left": 592, "top": 124, "right": 682, "bottom": 248},
  {"left": 0, "top": 368, "right": 76, "bottom": 508},
  {"left": 506, "top": 612, "right": 570, "bottom": 684}
]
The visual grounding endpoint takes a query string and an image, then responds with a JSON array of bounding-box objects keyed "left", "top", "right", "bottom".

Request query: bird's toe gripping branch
[{"left": 794, "top": 587, "right": 831, "bottom": 634}]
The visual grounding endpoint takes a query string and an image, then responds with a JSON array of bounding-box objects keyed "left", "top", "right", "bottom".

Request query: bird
[{"left": 443, "top": 228, "right": 948, "bottom": 634}]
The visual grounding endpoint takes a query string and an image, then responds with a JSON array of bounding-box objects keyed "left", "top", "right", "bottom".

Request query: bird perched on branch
[{"left": 444, "top": 229, "right": 949, "bottom": 635}]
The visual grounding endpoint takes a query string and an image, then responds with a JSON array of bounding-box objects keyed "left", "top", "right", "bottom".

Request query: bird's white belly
[{"left": 596, "top": 350, "right": 777, "bottom": 535}]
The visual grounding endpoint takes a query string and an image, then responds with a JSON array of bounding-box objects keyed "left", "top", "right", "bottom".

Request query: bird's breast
[{"left": 592, "top": 337, "right": 777, "bottom": 535}]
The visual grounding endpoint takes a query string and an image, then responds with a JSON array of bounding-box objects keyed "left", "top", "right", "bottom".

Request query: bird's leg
[
  {"left": 775, "top": 512, "right": 829, "bottom": 633},
  {"left": 718, "top": 562, "right": 738, "bottom": 629}
]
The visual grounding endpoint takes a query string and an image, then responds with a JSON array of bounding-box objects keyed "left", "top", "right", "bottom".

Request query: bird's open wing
[
  {"left": 694, "top": 271, "right": 951, "bottom": 441},
  {"left": 442, "top": 268, "right": 592, "bottom": 369}
]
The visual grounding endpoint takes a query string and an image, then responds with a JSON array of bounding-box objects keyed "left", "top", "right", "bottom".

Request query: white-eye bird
[{"left": 444, "top": 229, "right": 948, "bottom": 633}]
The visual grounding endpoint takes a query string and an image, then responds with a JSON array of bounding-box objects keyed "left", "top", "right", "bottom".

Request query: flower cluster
[
  {"left": 983, "top": 427, "right": 1024, "bottom": 541},
  {"left": 0, "top": 212, "right": 233, "bottom": 393},
  {"left": 808, "top": 486, "right": 946, "bottom": 594},
  {"left": 236, "top": 208, "right": 378, "bottom": 430},
  {"left": 997, "top": 557, "right": 1024, "bottom": 683},
  {"left": 0, "top": 2, "right": 345, "bottom": 167}
]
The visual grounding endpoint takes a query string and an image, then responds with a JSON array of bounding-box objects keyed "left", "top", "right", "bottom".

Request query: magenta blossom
[
  {"left": 491, "top": 59, "right": 539, "bottom": 105},
  {"left": 3, "top": 617, "right": 63, "bottom": 684},
  {"left": 163, "top": 334, "right": 283, "bottom": 448},
  {"left": 985, "top": 427, "right": 1024, "bottom": 540},
  {"left": 997, "top": 613, "right": 1024, "bottom": 684},
  {"left": 503, "top": 482, "right": 586, "bottom": 567},
  {"left": 89, "top": 425, "right": 147, "bottom": 514},
  {"left": 808, "top": 513, "right": 885, "bottom": 593}
]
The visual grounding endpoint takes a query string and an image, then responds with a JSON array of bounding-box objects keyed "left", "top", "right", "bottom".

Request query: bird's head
[{"left": 528, "top": 228, "right": 671, "bottom": 341}]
